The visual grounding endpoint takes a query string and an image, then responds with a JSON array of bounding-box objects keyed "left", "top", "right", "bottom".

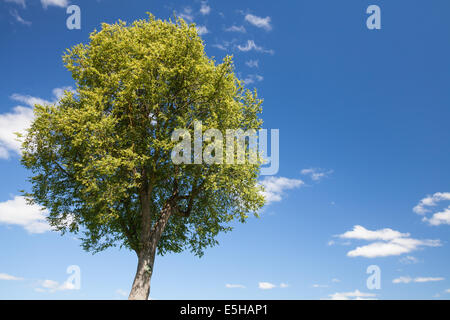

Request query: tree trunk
[
  {"left": 128, "top": 202, "right": 173, "bottom": 300},
  {"left": 128, "top": 246, "right": 156, "bottom": 300}
]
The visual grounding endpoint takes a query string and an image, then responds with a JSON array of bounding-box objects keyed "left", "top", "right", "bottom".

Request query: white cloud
[
  {"left": 225, "top": 25, "right": 246, "bottom": 33},
  {"left": 0, "top": 106, "right": 34, "bottom": 159},
  {"left": 0, "top": 273, "right": 24, "bottom": 281},
  {"left": 177, "top": 7, "right": 194, "bottom": 23},
  {"left": 399, "top": 255, "right": 420, "bottom": 264},
  {"left": 423, "top": 207, "right": 450, "bottom": 226},
  {"left": 115, "top": 289, "right": 128, "bottom": 296},
  {"left": 301, "top": 168, "right": 333, "bottom": 182},
  {"left": 196, "top": 25, "right": 209, "bottom": 36},
  {"left": 347, "top": 238, "right": 441, "bottom": 258},
  {"left": 237, "top": 40, "right": 274, "bottom": 54},
  {"left": 245, "top": 60, "right": 259, "bottom": 68},
  {"left": 40, "top": 0, "right": 69, "bottom": 9},
  {"left": 414, "top": 277, "right": 445, "bottom": 283},
  {"left": 37, "top": 279, "right": 76, "bottom": 292},
  {"left": 413, "top": 192, "right": 450, "bottom": 226},
  {"left": 413, "top": 192, "right": 450, "bottom": 215},
  {"left": 237, "top": 40, "right": 259, "bottom": 52},
  {"left": 0, "top": 87, "right": 73, "bottom": 159},
  {"left": 9, "top": 9, "right": 31, "bottom": 25},
  {"left": 10, "top": 94, "right": 51, "bottom": 107},
  {"left": 312, "top": 284, "right": 329, "bottom": 288},
  {"left": 212, "top": 43, "right": 227, "bottom": 51},
  {"left": 211, "top": 40, "right": 236, "bottom": 51},
  {"left": 199, "top": 1, "right": 210, "bottom": 15},
  {"left": 329, "top": 289, "right": 377, "bottom": 300},
  {"left": 0, "top": 196, "right": 50, "bottom": 234},
  {"left": 445, "top": 289, "right": 450, "bottom": 293},
  {"left": 331, "top": 278, "right": 341, "bottom": 283},
  {"left": 3, "top": 0, "right": 26, "bottom": 8},
  {"left": 279, "top": 283, "right": 289, "bottom": 288},
  {"left": 245, "top": 14, "right": 272, "bottom": 31},
  {"left": 392, "top": 276, "right": 412, "bottom": 284},
  {"left": 393, "top": 276, "right": 444, "bottom": 284},
  {"left": 243, "top": 74, "right": 263, "bottom": 85},
  {"left": 260, "top": 176, "right": 303, "bottom": 205},
  {"left": 225, "top": 284, "right": 246, "bottom": 289},
  {"left": 339, "top": 225, "right": 410, "bottom": 241},
  {"left": 337, "top": 225, "right": 441, "bottom": 258},
  {"left": 258, "top": 282, "right": 276, "bottom": 290},
  {"left": 51, "top": 86, "right": 74, "bottom": 100},
  {"left": 42, "top": 279, "right": 61, "bottom": 290}
]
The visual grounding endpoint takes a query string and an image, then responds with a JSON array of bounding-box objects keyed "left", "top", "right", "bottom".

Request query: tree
[{"left": 20, "top": 15, "right": 265, "bottom": 300}]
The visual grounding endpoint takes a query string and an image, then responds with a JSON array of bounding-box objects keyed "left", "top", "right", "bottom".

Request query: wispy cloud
[
  {"left": 199, "top": 1, "right": 210, "bottom": 15},
  {"left": 260, "top": 176, "right": 303, "bottom": 205},
  {"left": 399, "top": 255, "right": 420, "bottom": 264},
  {"left": 301, "top": 168, "right": 333, "bottom": 182},
  {"left": 258, "top": 282, "right": 276, "bottom": 290},
  {"left": 40, "top": 0, "right": 69, "bottom": 9},
  {"left": 225, "top": 284, "right": 246, "bottom": 289},
  {"left": 0, "top": 273, "right": 24, "bottom": 281},
  {"left": 412, "top": 277, "right": 445, "bottom": 283},
  {"left": 243, "top": 74, "right": 263, "bottom": 85},
  {"left": 35, "top": 279, "right": 77, "bottom": 292},
  {"left": 257, "top": 282, "right": 289, "bottom": 290},
  {"left": 328, "top": 289, "right": 377, "bottom": 300},
  {"left": 237, "top": 40, "right": 259, "bottom": 52},
  {"left": 115, "top": 289, "right": 128, "bottom": 297},
  {"left": 245, "top": 14, "right": 272, "bottom": 31},
  {"left": 10, "top": 94, "right": 51, "bottom": 107},
  {"left": 336, "top": 225, "right": 441, "bottom": 258},
  {"left": 225, "top": 25, "right": 246, "bottom": 33},
  {"left": 196, "top": 25, "right": 209, "bottom": 36},
  {"left": 392, "top": 276, "right": 413, "bottom": 284},
  {"left": 245, "top": 60, "right": 259, "bottom": 68},
  {"left": 211, "top": 39, "right": 236, "bottom": 51},
  {"left": 211, "top": 43, "right": 227, "bottom": 51},
  {"left": 393, "top": 276, "right": 444, "bottom": 284},
  {"left": 9, "top": 9, "right": 31, "bottom": 25},
  {"left": 237, "top": 40, "right": 274, "bottom": 55},
  {"left": 177, "top": 6, "right": 194, "bottom": 23},
  {"left": 11, "top": 87, "right": 73, "bottom": 106},
  {"left": 3, "top": 0, "right": 26, "bottom": 8}
]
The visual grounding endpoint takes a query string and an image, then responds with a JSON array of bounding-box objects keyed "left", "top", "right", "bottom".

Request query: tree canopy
[{"left": 20, "top": 14, "right": 265, "bottom": 299}]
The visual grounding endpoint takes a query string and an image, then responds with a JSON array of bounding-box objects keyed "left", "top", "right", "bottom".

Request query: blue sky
[{"left": 1, "top": 0, "right": 450, "bottom": 300}]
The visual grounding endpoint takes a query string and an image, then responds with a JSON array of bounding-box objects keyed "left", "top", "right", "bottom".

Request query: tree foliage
[{"left": 21, "top": 14, "right": 265, "bottom": 259}]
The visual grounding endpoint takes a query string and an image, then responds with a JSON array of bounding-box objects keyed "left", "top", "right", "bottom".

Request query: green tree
[{"left": 20, "top": 15, "right": 264, "bottom": 300}]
